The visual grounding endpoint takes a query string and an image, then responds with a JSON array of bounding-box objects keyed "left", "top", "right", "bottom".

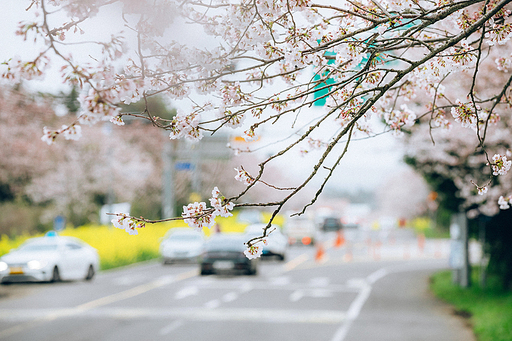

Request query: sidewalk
[{"left": 345, "top": 267, "right": 476, "bottom": 341}]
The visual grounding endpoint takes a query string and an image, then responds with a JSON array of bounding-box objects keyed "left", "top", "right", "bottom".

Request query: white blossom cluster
[
  {"left": 182, "top": 187, "right": 234, "bottom": 232},
  {"left": 111, "top": 215, "right": 146, "bottom": 235}
]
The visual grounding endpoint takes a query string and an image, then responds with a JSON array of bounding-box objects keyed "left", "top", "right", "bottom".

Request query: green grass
[{"left": 430, "top": 270, "right": 512, "bottom": 341}]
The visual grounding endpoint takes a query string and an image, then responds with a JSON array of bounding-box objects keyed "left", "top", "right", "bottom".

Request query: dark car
[
  {"left": 321, "top": 217, "right": 343, "bottom": 231},
  {"left": 199, "top": 234, "right": 258, "bottom": 276}
]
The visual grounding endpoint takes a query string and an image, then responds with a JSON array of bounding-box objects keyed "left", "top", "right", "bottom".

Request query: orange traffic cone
[
  {"left": 315, "top": 243, "right": 325, "bottom": 262},
  {"left": 334, "top": 230, "right": 345, "bottom": 248}
]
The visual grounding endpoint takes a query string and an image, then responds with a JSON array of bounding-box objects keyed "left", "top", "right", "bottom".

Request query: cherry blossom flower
[
  {"left": 111, "top": 215, "right": 145, "bottom": 235},
  {"left": 451, "top": 101, "right": 478, "bottom": 129},
  {"left": 234, "top": 167, "right": 255, "bottom": 185},
  {"left": 498, "top": 196, "right": 511, "bottom": 210},
  {"left": 209, "top": 187, "right": 234, "bottom": 218},
  {"left": 244, "top": 244, "right": 263, "bottom": 259},
  {"left": 242, "top": 128, "right": 258, "bottom": 142},
  {"left": 477, "top": 186, "right": 488, "bottom": 195},
  {"left": 182, "top": 202, "right": 216, "bottom": 231},
  {"left": 41, "top": 127, "right": 57, "bottom": 145},
  {"left": 62, "top": 124, "right": 82, "bottom": 141},
  {"left": 168, "top": 110, "right": 203, "bottom": 141},
  {"left": 490, "top": 154, "right": 512, "bottom": 176},
  {"left": 110, "top": 115, "right": 125, "bottom": 126}
]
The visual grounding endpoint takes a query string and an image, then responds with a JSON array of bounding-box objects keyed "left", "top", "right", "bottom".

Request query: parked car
[
  {"left": 160, "top": 228, "right": 205, "bottom": 264},
  {"left": 0, "top": 233, "right": 99, "bottom": 283},
  {"left": 244, "top": 224, "right": 288, "bottom": 261},
  {"left": 283, "top": 216, "right": 318, "bottom": 246},
  {"left": 320, "top": 217, "right": 343, "bottom": 232},
  {"left": 199, "top": 234, "right": 258, "bottom": 276}
]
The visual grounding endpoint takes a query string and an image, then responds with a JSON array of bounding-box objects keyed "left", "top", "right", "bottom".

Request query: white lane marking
[
  {"left": 159, "top": 320, "right": 184, "bottom": 335},
  {"left": 174, "top": 286, "right": 199, "bottom": 300},
  {"left": 204, "top": 299, "right": 221, "bottom": 309},
  {"left": 367, "top": 268, "right": 388, "bottom": 284},
  {"left": 289, "top": 290, "right": 304, "bottom": 302},
  {"left": 222, "top": 292, "right": 238, "bottom": 303},
  {"left": 0, "top": 307, "right": 345, "bottom": 324},
  {"left": 330, "top": 283, "right": 371, "bottom": 341},
  {"left": 309, "top": 277, "right": 330, "bottom": 287},
  {"left": 76, "top": 270, "right": 197, "bottom": 311},
  {"left": 269, "top": 276, "right": 290, "bottom": 286},
  {"left": 239, "top": 282, "right": 253, "bottom": 293},
  {"left": 112, "top": 274, "right": 145, "bottom": 286},
  {"left": 310, "top": 289, "right": 333, "bottom": 298},
  {"left": 289, "top": 289, "right": 333, "bottom": 302},
  {"left": 330, "top": 268, "right": 389, "bottom": 341}
]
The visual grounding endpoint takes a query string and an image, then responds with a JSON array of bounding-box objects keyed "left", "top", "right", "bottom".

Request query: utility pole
[
  {"left": 162, "top": 137, "right": 176, "bottom": 219},
  {"left": 450, "top": 212, "right": 470, "bottom": 287}
]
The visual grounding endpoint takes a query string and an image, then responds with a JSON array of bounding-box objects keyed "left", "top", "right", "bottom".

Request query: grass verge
[{"left": 430, "top": 270, "right": 512, "bottom": 341}]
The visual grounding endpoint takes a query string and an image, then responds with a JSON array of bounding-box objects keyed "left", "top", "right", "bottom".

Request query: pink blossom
[
  {"left": 244, "top": 244, "right": 263, "bottom": 259},
  {"left": 208, "top": 187, "right": 234, "bottom": 218},
  {"left": 62, "top": 124, "right": 82, "bottom": 141},
  {"left": 234, "top": 167, "right": 254, "bottom": 185},
  {"left": 110, "top": 116, "right": 125, "bottom": 126},
  {"left": 490, "top": 154, "right": 512, "bottom": 176},
  {"left": 111, "top": 215, "right": 143, "bottom": 235},
  {"left": 182, "top": 202, "right": 216, "bottom": 231},
  {"left": 477, "top": 186, "right": 488, "bottom": 195},
  {"left": 41, "top": 127, "right": 57, "bottom": 145},
  {"left": 498, "top": 196, "right": 511, "bottom": 210}
]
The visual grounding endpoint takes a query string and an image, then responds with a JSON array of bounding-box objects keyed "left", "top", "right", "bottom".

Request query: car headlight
[
  {"left": 27, "top": 260, "right": 47, "bottom": 270},
  {"left": 0, "top": 261, "right": 7, "bottom": 272}
]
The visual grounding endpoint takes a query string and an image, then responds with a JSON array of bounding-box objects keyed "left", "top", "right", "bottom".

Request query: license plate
[
  {"left": 9, "top": 267, "right": 23, "bottom": 275},
  {"left": 213, "top": 261, "right": 234, "bottom": 270}
]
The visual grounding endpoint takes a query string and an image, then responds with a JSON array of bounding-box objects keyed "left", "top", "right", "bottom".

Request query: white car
[
  {"left": 284, "top": 216, "right": 318, "bottom": 246},
  {"left": 244, "top": 224, "right": 288, "bottom": 261},
  {"left": 0, "top": 233, "right": 100, "bottom": 283},
  {"left": 160, "top": 228, "right": 205, "bottom": 264}
]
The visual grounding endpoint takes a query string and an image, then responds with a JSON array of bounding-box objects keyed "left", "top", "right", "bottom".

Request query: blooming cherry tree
[{"left": 3, "top": 0, "right": 512, "bottom": 258}]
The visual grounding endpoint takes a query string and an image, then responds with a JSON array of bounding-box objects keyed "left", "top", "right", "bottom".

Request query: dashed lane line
[{"left": 0, "top": 307, "right": 347, "bottom": 325}]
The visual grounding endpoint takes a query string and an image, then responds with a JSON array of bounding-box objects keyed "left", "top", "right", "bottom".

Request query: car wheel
[
  {"left": 85, "top": 265, "right": 95, "bottom": 281},
  {"left": 51, "top": 266, "right": 61, "bottom": 282},
  {"left": 200, "top": 270, "right": 211, "bottom": 276}
]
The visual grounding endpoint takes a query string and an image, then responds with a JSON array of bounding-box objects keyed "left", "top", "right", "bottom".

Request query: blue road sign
[
  {"left": 175, "top": 162, "right": 194, "bottom": 171},
  {"left": 53, "top": 215, "right": 66, "bottom": 231}
]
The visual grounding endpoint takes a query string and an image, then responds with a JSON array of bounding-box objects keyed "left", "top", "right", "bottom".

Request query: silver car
[
  {"left": 0, "top": 234, "right": 100, "bottom": 283},
  {"left": 244, "top": 224, "right": 288, "bottom": 261},
  {"left": 160, "top": 228, "right": 205, "bottom": 264}
]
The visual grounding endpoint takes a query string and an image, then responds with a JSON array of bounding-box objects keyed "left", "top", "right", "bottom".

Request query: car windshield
[
  {"left": 205, "top": 237, "right": 245, "bottom": 252},
  {"left": 18, "top": 243, "right": 59, "bottom": 252}
]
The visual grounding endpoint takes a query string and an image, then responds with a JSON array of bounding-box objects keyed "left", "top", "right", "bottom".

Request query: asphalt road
[{"left": 0, "top": 229, "right": 474, "bottom": 341}]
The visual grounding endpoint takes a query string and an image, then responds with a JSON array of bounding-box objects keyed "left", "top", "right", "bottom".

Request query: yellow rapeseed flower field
[{"left": 0, "top": 211, "right": 284, "bottom": 270}]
